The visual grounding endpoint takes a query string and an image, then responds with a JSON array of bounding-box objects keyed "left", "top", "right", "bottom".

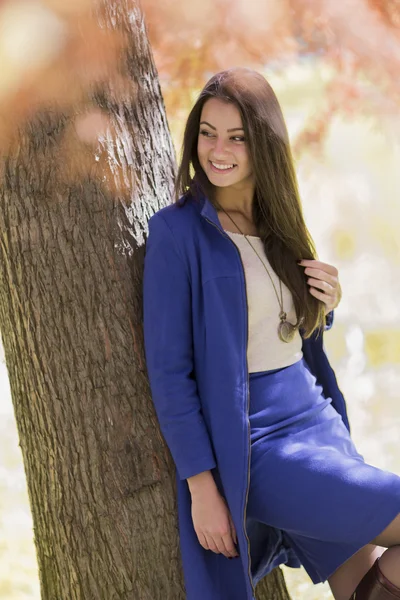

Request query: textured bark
[
  {"left": 256, "top": 569, "right": 292, "bottom": 599},
  {"left": 0, "top": 1, "right": 290, "bottom": 599}
]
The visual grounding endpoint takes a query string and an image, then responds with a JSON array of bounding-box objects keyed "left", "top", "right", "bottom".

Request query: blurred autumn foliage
[
  {"left": 0, "top": 0, "right": 400, "bottom": 160},
  {"left": 0, "top": 1, "right": 116, "bottom": 136},
  {"left": 141, "top": 0, "right": 400, "bottom": 152},
  {"left": 0, "top": 0, "right": 143, "bottom": 198}
]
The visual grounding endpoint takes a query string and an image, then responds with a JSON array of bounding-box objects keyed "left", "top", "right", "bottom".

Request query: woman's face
[{"left": 197, "top": 98, "right": 253, "bottom": 190}]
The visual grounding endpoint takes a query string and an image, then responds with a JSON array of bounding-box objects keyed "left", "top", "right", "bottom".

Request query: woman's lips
[{"left": 209, "top": 161, "right": 237, "bottom": 174}]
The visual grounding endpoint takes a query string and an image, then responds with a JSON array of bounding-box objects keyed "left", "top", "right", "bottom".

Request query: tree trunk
[{"left": 0, "top": 1, "right": 290, "bottom": 598}]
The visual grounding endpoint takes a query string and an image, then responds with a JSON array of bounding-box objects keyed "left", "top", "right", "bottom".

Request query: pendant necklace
[{"left": 215, "top": 201, "right": 304, "bottom": 343}]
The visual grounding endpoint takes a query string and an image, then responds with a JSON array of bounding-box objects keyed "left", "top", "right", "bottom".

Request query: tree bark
[{"left": 0, "top": 1, "right": 290, "bottom": 598}]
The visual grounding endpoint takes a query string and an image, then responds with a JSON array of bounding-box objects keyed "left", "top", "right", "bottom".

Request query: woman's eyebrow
[{"left": 199, "top": 121, "right": 244, "bottom": 132}]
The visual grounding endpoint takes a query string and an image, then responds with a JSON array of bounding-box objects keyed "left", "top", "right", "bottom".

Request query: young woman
[{"left": 143, "top": 67, "right": 400, "bottom": 600}]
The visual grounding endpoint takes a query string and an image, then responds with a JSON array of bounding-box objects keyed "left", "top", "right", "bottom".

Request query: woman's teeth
[{"left": 210, "top": 161, "right": 236, "bottom": 172}]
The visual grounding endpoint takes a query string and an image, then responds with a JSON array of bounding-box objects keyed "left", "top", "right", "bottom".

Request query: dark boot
[{"left": 350, "top": 557, "right": 400, "bottom": 599}]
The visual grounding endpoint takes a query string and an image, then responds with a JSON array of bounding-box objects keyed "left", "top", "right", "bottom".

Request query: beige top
[{"left": 225, "top": 231, "right": 303, "bottom": 372}]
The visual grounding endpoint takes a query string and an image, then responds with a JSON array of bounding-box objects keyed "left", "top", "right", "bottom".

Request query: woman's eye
[{"left": 199, "top": 130, "right": 245, "bottom": 142}]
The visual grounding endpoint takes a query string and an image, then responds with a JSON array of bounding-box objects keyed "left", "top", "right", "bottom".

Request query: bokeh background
[{"left": 1, "top": 1, "right": 400, "bottom": 598}]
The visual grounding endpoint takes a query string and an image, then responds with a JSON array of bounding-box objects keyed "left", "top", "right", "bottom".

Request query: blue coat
[{"left": 143, "top": 188, "right": 351, "bottom": 600}]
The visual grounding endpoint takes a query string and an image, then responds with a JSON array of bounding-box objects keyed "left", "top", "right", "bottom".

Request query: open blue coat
[{"left": 143, "top": 188, "right": 351, "bottom": 600}]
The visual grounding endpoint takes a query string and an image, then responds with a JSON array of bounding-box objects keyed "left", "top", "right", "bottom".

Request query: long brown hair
[{"left": 174, "top": 67, "right": 326, "bottom": 340}]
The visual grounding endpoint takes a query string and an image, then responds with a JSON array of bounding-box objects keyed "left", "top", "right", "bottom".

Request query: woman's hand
[
  {"left": 190, "top": 486, "right": 239, "bottom": 559},
  {"left": 298, "top": 259, "right": 342, "bottom": 315}
]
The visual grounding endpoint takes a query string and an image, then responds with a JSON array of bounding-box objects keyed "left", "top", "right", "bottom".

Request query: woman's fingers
[
  {"left": 221, "top": 532, "right": 239, "bottom": 558},
  {"left": 298, "top": 259, "right": 342, "bottom": 313},
  {"left": 204, "top": 535, "right": 218, "bottom": 553},
  {"left": 201, "top": 528, "right": 238, "bottom": 558},
  {"left": 198, "top": 532, "right": 209, "bottom": 550},
  {"left": 209, "top": 532, "right": 237, "bottom": 558},
  {"left": 229, "top": 512, "right": 238, "bottom": 545}
]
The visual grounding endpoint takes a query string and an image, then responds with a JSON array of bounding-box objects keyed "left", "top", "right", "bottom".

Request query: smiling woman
[
  {"left": 143, "top": 67, "right": 400, "bottom": 600},
  {"left": 175, "top": 67, "right": 332, "bottom": 339}
]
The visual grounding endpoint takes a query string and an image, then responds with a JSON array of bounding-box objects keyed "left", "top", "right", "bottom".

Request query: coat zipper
[{"left": 203, "top": 216, "right": 256, "bottom": 599}]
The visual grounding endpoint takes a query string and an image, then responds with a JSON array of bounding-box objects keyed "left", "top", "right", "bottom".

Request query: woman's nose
[{"left": 212, "top": 137, "right": 229, "bottom": 156}]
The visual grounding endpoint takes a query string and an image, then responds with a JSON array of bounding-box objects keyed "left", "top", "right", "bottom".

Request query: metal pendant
[{"left": 278, "top": 320, "right": 297, "bottom": 343}]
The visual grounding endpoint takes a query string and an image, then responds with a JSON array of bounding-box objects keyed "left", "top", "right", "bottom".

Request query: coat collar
[{"left": 198, "top": 189, "right": 226, "bottom": 233}]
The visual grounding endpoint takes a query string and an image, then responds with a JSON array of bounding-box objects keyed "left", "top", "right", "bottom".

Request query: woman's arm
[
  {"left": 187, "top": 470, "right": 219, "bottom": 496},
  {"left": 143, "top": 212, "right": 217, "bottom": 481}
]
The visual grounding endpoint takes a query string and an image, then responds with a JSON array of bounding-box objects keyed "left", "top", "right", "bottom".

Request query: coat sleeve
[
  {"left": 143, "top": 213, "right": 217, "bottom": 481},
  {"left": 324, "top": 309, "right": 334, "bottom": 331}
]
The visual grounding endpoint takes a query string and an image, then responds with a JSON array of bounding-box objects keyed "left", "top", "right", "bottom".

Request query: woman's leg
[
  {"left": 328, "top": 544, "right": 386, "bottom": 600},
  {"left": 370, "top": 512, "right": 400, "bottom": 587},
  {"left": 327, "top": 512, "right": 400, "bottom": 599},
  {"left": 370, "top": 512, "right": 400, "bottom": 548},
  {"left": 378, "top": 546, "right": 400, "bottom": 587}
]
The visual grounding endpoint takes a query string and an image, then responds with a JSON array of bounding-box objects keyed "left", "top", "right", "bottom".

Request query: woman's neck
[{"left": 214, "top": 188, "right": 254, "bottom": 221}]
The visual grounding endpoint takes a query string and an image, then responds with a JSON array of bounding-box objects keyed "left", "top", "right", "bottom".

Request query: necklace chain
[{"left": 214, "top": 200, "right": 303, "bottom": 343}]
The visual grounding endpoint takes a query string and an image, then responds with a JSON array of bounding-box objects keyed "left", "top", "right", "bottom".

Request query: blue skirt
[{"left": 247, "top": 356, "right": 400, "bottom": 584}]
